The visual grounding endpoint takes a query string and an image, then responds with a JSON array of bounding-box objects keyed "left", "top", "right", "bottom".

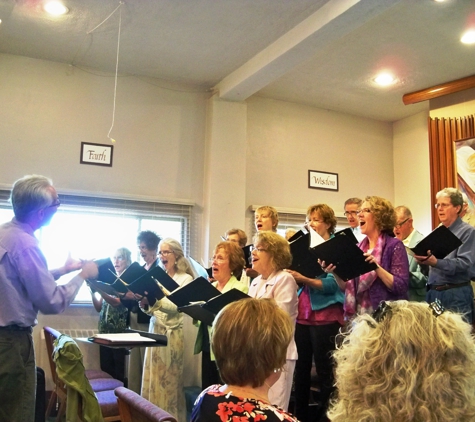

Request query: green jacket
[
  {"left": 53, "top": 334, "right": 104, "bottom": 422},
  {"left": 193, "top": 275, "right": 249, "bottom": 360}
]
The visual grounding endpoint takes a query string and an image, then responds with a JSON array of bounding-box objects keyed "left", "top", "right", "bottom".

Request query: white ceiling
[{"left": 0, "top": 0, "right": 474, "bottom": 122}]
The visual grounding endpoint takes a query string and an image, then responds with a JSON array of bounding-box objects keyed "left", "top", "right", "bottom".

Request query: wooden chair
[
  {"left": 115, "top": 387, "right": 178, "bottom": 422},
  {"left": 43, "top": 326, "right": 122, "bottom": 421}
]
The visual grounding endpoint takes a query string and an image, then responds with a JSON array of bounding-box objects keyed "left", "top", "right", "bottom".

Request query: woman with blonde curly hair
[
  {"left": 248, "top": 231, "right": 298, "bottom": 411},
  {"left": 324, "top": 196, "right": 409, "bottom": 319},
  {"left": 328, "top": 300, "right": 475, "bottom": 422}
]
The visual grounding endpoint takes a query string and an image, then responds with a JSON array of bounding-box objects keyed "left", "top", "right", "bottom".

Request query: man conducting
[
  {"left": 0, "top": 175, "right": 98, "bottom": 422},
  {"left": 394, "top": 205, "right": 428, "bottom": 302},
  {"left": 415, "top": 188, "right": 475, "bottom": 323}
]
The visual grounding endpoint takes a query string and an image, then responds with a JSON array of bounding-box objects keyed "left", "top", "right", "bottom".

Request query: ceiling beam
[
  {"left": 214, "top": 0, "right": 402, "bottom": 102},
  {"left": 403, "top": 74, "right": 475, "bottom": 105}
]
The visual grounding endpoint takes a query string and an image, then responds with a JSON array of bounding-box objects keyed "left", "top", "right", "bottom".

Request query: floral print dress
[{"left": 191, "top": 384, "right": 301, "bottom": 421}]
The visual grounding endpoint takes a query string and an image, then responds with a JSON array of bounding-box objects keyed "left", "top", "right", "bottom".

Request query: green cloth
[{"left": 53, "top": 334, "right": 104, "bottom": 422}]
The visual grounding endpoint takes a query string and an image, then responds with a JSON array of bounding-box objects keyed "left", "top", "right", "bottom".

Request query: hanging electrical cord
[{"left": 86, "top": 1, "right": 124, "bottom": 143}]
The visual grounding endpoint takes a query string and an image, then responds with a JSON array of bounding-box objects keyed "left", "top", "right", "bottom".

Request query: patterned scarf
[{"left": 344, "top": 234, "right": 385, "bottom": 317}]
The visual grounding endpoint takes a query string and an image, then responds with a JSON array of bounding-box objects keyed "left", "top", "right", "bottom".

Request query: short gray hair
[
  {"left": 114, "top": 247, "right": 132, "bottom": 267},
  {"left": 10, "top": 175, "right": 54, "bottom": 222},
  {"left": 436, "top": 188, "right": 463, "bottom": 212},
  {"left": 394, "top": 205, "right": 412, "bottom": 219}
]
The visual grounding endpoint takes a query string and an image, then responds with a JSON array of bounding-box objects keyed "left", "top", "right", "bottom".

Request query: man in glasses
[
  {"left": 415, "top": 187, "right": 475, "bottom": 324},
  {"left": 0, "top": 174, "right": 99, "bottom": 421},
  {"left": 394, "top": 206, "right": 428, "bottom": 302},
  {"left": 343, "top": 197, "right": 365, "bottom": 242}
]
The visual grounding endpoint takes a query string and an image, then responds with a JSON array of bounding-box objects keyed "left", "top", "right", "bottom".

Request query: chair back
[
  {"left": 114, "top": 387, "right": 177, "bottom": 422},
  {"left": 43, "top": 326, "right": 68, "bottom": 421},
  {"left": 53, "top": 333, "right": 105, "bottom": 422}
]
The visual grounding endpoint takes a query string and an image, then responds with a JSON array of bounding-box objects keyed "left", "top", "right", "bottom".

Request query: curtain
[{"left": 428, "top": 115, "right": 475, "bottom": 228}]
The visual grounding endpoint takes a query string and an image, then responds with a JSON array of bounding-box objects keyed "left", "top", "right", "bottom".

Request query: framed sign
[
  {"left": 80, "top": 142, "right": 113, "bottom": 167},
  {"left": 308, "top": 170, "right": 338, "bottom": 191}
]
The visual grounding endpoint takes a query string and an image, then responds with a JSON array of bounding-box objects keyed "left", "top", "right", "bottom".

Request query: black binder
[
  {"left": 334, "top": 227, "right": 359, "bottom": 244},
  {"left": 409, "top": 225, "right": 462, "bottom": 259},
  {"left": 311, "top": 234, "right": 377, "bottom": 281},
  {"left": 288, "top": 229, "right": 324, "bottom": 278},
  {"left": 242, "top": 245, "right": 253, "bottom": 269},
  {"left": 178, "top": 288, "right": 250, "bottom": 325},
  {"left": 95, "top": 258, "right": 117, "bottom": 284},
  {"left": 167, "top": 276, "right": 221, "bottom": 308}
]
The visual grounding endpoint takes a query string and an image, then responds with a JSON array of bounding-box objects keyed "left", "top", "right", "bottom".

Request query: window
[{"left": 0, "top": 191, "right": 192, "bottom": 303}]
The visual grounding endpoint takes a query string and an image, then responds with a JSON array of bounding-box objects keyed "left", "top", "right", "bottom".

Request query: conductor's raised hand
[{"left": 79, "top": 260, "right": 99, "bottom": 280}]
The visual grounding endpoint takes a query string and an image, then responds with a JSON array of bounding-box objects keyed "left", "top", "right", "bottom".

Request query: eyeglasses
[
  {"left": 158, "top": 250, "right": 174, "bottom": 256},
  {"left": 434, "top": 203, "right": 453, "bottom": 209},
  {"left": 356, "top": 208, "right": 371, "bottom": 215},
  {"left": 250, "top": 246, "right": 267, "bottom": 254},
  {"left": 46, "top": 199, "right": 61, "bottom": 208},
  {"left": 394, "top": 218, "right": 409, "bottom": 229},
  {"left": 343, "top": 211, "right": 358, "bottom": 217}
]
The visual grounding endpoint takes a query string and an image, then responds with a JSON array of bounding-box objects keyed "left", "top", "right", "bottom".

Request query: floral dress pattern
[
  {"left": 191, "top": 384, "right": 301, "bottom": 422},
  {"left": 141, "top": 271, "right": 193, "bottom": 422}
]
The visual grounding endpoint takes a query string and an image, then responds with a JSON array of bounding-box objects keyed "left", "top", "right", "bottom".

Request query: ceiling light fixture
[
  {"left": 373, "top": 72, "right": 396, "bottom": 87},
  {"left": 44, "top": 1, "right": 69, "bottom": 16},
  {"left": 461, "top": 30, "right": 475, "bottom": 45}
]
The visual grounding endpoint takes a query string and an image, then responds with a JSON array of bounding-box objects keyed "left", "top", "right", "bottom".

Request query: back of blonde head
[{"left": 328, "top": 300, "right": 475, "bottom": 422}]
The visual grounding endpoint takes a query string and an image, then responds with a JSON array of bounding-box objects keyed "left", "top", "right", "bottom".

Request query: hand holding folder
[
  {"left": 409, "top": 225, "right": 462, "bottom": 259},
  {"left": 311, "top": 235, "right": 377, "bottom": 281},
  {"left": 288, "top": 228, "right": 325, "bottom": 278}
]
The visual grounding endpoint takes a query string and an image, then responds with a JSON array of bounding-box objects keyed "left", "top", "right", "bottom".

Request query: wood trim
[{"left": 403, "top": 74, "right": 475, "bottom": 105}]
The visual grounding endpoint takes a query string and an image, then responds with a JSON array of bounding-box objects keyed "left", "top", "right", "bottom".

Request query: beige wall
[
  {"left": 0, "top": 53, "right": 208, "bottom": 203},
  {"left": 393, "top": 110, "right": 431, "bottom": 234},
  {"left": 246, "top": 96, "right": 395, "bottom": 221}
]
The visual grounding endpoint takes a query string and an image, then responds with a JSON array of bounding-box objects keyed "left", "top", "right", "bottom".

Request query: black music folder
[
  {"left": 95, "top": 258, "right": 117, "bottom": 284},
  {"left": 87, "top": 261, "right": 144, "bottom": 296},
  {"left": 178, "top": 289, "right": 250, "bottom": 325},
  {"left": 167, "top": 276, "right": 221, "bottom": 308},
  {"left": 288, "top": 229, "right": 324, "bottom": 278},
  {"left": 242, "top": 245, "right": 252, "bottom": 269},
  {"left": 311, "top": 234, "right": 377, "bottom": 281},
  {"left": 409, "top": 225, "right": 462, "bottom": 259},
  {"left": 334, "top": 227, "right": 359, "bottom": 244}
]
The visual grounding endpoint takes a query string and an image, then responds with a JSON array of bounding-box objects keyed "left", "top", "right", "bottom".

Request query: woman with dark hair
[
  {"left": 140, "top": 238, "right": 195, "bottom": 421},
  {"left": 323, "top": 196, "right": 409, "bottom": 319},
  {"left": 137, "top": 230, "right": 161, "bottom": 270},
  {"left": 286, "top": 204, "right": 344, "bottom": 422}
]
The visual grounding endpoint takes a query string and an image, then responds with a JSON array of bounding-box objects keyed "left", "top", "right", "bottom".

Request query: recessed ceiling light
[
  {"left": 373, "top": 72, "right": 396, "bottom": 86},
  {"left": 461, "top": 30, "right": 475, "bottom": 45},
  {"left": 44, "top": 1, "right": 69, "bottom": 16}
]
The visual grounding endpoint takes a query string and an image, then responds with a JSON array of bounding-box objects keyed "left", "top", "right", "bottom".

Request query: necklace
[{"left": 225, "top": 384, "right": 270, "bottom": 403}]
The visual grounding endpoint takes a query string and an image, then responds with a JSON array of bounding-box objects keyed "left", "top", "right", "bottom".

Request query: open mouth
[
  {"left": 360, "top": 221, "right": 366, "bottom": 227},
  {"left": 161, "top": 259, "right": 168, "bottom": 266},
  {"left": 256, "top": 223, "right": 263, "bottom": 230}
]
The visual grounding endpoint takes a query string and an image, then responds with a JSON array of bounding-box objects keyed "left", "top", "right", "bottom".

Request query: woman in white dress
[{"left": 140, "top": 237, "right": 195, "bottom": 422}]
